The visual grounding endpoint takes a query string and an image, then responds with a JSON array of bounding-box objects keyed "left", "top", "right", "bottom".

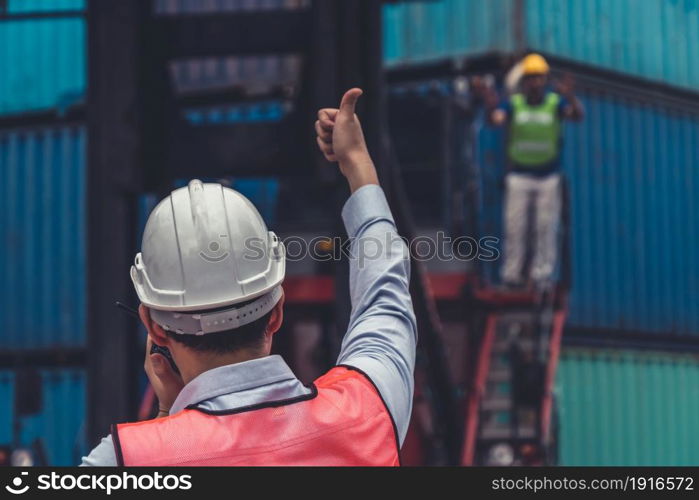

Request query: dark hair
[{"left": 164, "top": 297, "right": 273, "bottom": 355}]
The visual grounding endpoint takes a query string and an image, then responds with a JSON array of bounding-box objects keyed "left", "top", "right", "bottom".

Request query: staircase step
[
  {"left": 489, "top": 355, "right": 511, "bottom": 371},
  {"left": 480, "top": 426, "right": 511, "bottom": 440},
  {"left": 479, "top": 424, "right": 537, "bottom": 440},
  {"left": 481, "top": 397, "right": 510, "bottom": 411},
  {"left": 487, "top": 369, "right": 511, "bottom": 382},
  {"left": 496, "top": 312, "right": 537, "bottom": 328},
  {"left": 493, "top": 339, "right": 535, "bottom": 352}
]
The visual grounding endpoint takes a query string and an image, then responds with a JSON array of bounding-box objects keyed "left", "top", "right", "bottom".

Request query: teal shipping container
[
  {"left": 3, "top": 0, "right": 83, "bottom": 12},
  {"left": 0, "top": 0, "right": 85, "bottom": 115},
  {"left": 0, "top": 369, "right": 86, "bottom": 466},
  {"left": 383, "top": 0, "right": 517, "bottom": 64},
  {"left": 4, "top": 0, "right": 697, "bottom": 116},
  {"left": 0, "top": 125, "right": 87, "bottom": 348},
  {"left": 384, "top": 0, "right": 699, "bottom": 91},
  {"left": 557, "top": 348, "right": 699, "bottom": 465}
]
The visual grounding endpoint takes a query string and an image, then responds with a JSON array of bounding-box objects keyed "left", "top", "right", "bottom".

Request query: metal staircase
[
  {"left": 461, "top": 292, "right": 568, "bottom": 466},
  {"left": 459, "top": 171, "right": 571, "bottom": 466}
]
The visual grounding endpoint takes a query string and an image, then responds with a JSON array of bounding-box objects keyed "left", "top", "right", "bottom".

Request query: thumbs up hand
[{"left": 316, "top": 88, "right": 379, "bottom": 192}]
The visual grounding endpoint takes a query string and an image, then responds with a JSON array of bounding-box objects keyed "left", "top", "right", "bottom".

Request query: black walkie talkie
[{"left": 115, "top": 301, "right": 181, "bottom": 375}]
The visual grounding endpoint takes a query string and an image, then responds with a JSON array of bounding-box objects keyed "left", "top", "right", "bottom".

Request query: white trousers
[{"left": 500, "top": 172, "right": 561, "bottom": 284}]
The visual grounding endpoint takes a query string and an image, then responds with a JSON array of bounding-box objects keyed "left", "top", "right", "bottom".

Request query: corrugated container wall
[
  {"left": 0, "top": 1, "right": 85, "bottom": 115},
  {"left": 383, "top": 0, "right": 516, "bottom": 66},
  {"left": 2, "top": 1, "right": 697, "bottom": 114},
  {"left": 556, "top": 348, "right": 699, "bottom": 465},
  {"left": 526, "top": 0, "right": 699, "bottom": 90},
  {"left": 4, "top": 0, "right": 84, "bottom": 12},
  {"left": 0, "top": 369, "right": 86, "bottom": 466},
  {"left": 0, "top": 126, "right": 87, "bottom": 348},
  {"left": 383, "top": 0, "right": 699, "bottom": 91},
  {"left": 0, "top": 372, "right": 12, "bottom": 444},
  {"left": 477, "top": 87, "right": 699, "bottom": 336},
  {"left": 565, "top": 90, "right": 699, "bottom": 335}
]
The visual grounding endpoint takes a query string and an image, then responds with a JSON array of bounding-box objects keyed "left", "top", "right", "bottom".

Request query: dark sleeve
[{"left": 558, "top": 95, "right": 570, "bottom": 118}]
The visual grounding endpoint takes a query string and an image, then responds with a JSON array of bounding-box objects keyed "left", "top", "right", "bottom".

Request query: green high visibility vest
[{"left": 508, "top": 92, "right": 561, "bottom": 167}]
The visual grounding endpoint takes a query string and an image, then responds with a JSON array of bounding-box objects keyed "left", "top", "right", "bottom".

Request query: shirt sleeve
[
  {"left": 335, "top": 184, "right": 417, "bottom": 446},
  {"left": 558, "top": 95, "right": 570, "bottom": 118},
  {"left": 79, "top": 435, "right": 118, "bottom": 466}
]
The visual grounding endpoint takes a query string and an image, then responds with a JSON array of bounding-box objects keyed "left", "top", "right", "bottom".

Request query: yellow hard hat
[{"left": 521, "top": 53, "right": 550, "bottom": 76}]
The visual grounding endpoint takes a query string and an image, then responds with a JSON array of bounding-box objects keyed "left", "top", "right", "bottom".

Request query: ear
[
  {"left": 138, "top": 304, "right": 171, "bottom": 346},
  {"left": 265, "top": 289, "right": 285, "bottom": 337}
]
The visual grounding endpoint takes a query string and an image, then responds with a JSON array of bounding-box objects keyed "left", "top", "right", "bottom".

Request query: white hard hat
[{"left": 130, "top": 179, "right": 285, "bottom": 335}]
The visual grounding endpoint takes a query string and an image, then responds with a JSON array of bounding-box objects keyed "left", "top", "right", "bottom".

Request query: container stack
[
  {"left": 386, "top": 0, "right": 699, "bottom": 465},
  {"left": 1, "top": 0, "right": 699, "bottom": 465},
  {"left": 0, "top": 0, "right": 87, "bottom": 465}
]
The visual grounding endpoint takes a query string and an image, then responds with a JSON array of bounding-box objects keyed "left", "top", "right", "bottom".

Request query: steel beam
[
  {"left": 86, "top": 0, "right": 145, "bottom": 446},
  {"left": 150, "top": 10, "right": 311, "bottom": 58}
]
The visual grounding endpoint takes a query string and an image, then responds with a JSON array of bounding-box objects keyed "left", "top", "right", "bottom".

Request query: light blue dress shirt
[{"left": 81, "top": 184, "right": 417, "bottom": 466}]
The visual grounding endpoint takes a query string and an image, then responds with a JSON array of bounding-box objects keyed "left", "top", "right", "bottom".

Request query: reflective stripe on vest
[
  {"left": 508, "top": 92, "right": 561, "bottom": 167},
  {"left": 112, "top": 366, "right": 400, "bottom": 466}
]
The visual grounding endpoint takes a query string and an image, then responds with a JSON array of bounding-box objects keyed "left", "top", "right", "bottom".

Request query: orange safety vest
[{"left": 112, "top": 366, "right": 401, "bottom": 466}]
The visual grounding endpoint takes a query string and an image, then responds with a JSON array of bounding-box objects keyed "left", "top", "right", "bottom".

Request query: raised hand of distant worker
[
  {"left": 471, "top": 75, "right": 500, "bottom": 109},
  {"left": 555, "top": 72, "right": 576, "bottom": 99},
  {"left": 315, "top": 88, "right": 379, "bottom": 193},
  {"left": 555, "top": 73, "right": 584, "bottom": 121}
]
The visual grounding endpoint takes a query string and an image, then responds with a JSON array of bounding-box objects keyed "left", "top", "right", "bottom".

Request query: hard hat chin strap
[{"left": 149, "top": 286, "right": 283, "bottom": 336}]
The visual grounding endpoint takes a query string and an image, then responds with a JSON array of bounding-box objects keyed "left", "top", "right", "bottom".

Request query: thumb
[{"left": 339, "top": 88, "right": 363, "bottom": 119}]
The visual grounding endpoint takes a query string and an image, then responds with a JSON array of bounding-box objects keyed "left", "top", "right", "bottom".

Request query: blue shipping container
[
  {"left": 171, "top": 54, "right": 302, "bottom": 96},
  {"left": 0, "top": 1, "right": 85, "bottom": 115},
  {"left": 0, "top": 125, "right": 87, "bottom": 348},
  {"left": 525, "top": 0, "right": 699, "bottom": 91},
  {"left": 5, "top": 0, "right": 84, "bottom": 13},
  {"left": 2, "top": 1, "right": 697, "bottom": 116},
  {"left": 0, "top": 369, "right": 86, "bottom": 466},
  {"left": 0, "top": 372, "right": 13, "bottom": 445},
  {"left": 477, "top": 86, "right": 699, "bottom": 335},
  {"left": 384, "top": 0, "right": 516, "bottom": 66},
  {"left": 384, "top": 0, "right": 699, "bottom": 91}
]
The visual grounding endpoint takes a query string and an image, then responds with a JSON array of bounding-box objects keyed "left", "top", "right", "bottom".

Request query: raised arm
[
  {"left": 315, "top": 89, "right": 417, "bottom": 445},
  {"left": 471, "top": 76, "right": 508, "bottom": 127},
  {"left": 556, "top": 73, "right": 585, "bottom": 122}
]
